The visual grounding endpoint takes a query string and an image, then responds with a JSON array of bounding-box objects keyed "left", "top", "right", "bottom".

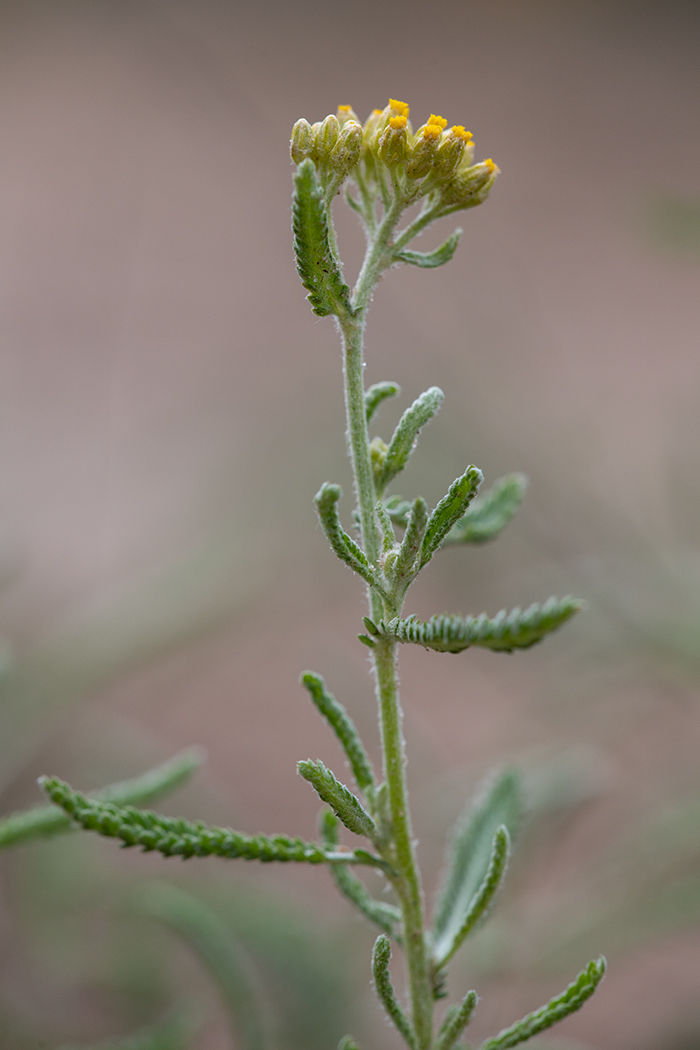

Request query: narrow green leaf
[
  {"left": 389, "top": 497, "right": 428, "bottom": 588},
  {"left": 298, "top": 760, "right": 376, "bottom": 838},
  {"left": 314, "top": 483, "right": 381, "bottom": 591},
  {"left": 0, "top": 749, "right": 203, "bottom": 851},
  {"left": 433, "top": 771, "right": 522, "bottom": 946},
  {"left": 377, "top": 499, "right": 397, "bottom": 553},
  {"left": 140, "top": 883, "right": 269, "bottom": 1050},
  {"left": 377, "top": 387, "right": 444, "bottom": 494},
  {"left": 435, "top": 990, "right": 478, "bottom": 1050},
  {"left": 434, "top": 825, "right": 510, "bottom": 966},
  {"left": 444, "top": 474, "right": 527, "bottom": 545},
  {"left": 372, "top": 935, "right": 417, "bottom": 1050},
  {"left": 385, "top": 597, "right": 584, "bottom": 654},
  {"left": 478, "top": 958, "right": 606, "bottom": 1050},
  {"left": 420, "top": 466, "right": 483, "bottom": 566},
  {"left": 301, "top": 672, "right": 375, "bottom": 792},
  {"left": 365, "top": 382, "right": 400, "bottom": 423},
  {"left": 396, "top": 229, "right": 462, "bottom": 268},
  {"left": 40, "top": 776, "right": 382, "bottom": 867},
  {"left": 321, "top": 810, "right": 402, "bottom": 938},
  {"left": 292, "top": 159, "right": 352, "bottom": 317},
  {"left": 338, "top": 1038, "right": 359, "bottom": 1050}
]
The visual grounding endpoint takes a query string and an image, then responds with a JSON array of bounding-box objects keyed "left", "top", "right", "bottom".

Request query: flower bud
[
  {"left": 330, "top": 119, "right": 363, "bottom": 177},
  {"left": 442, "top": 158, "right": 500, "bottom": 208},
  {"left": 290, "top": 118, "right": 314, "bottom": 164},
  {"left": 316, "top": 114, "right": 341, "bottom": 161},
  {"left": 336, "top": 104, "right": 360, "bottom": 127},
  {"left": 432, "top": 126, "right": 473, "bottom": 179},
  {"left": 377, "top": 115, "right": 408, "bottom": 168},
  {"left": 405, "top": 122, "right": 442, "bottom": 179}
]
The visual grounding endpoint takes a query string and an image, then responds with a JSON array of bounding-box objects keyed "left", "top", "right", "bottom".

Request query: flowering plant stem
[
  {"left": 36, "top": 97, "right": 606, "bottom": 1050},
  {"left": 341, "top": 255, "right": 432, "bottom": 1045}
]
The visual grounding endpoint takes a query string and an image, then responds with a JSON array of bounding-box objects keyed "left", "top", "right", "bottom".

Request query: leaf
[
  {"left": 376, "top": 387, "right": 444, "bottom": 494},
  {"left": 314, "top": 483, "right": 381, "bottom": 591},
  {"left": 434, "top": 825, "right": 510, "bottom": 966},
  {"left": 292, "top": 159, "right": 352, "bottom": 317},
  {"left": 0, "top": 749, "right": 203, "bottom": 851},
  {"left": 384, "top": 597, "right": 584, "bottom": 654},
  {"left": 478, "top": 958, "right": 606, "bottom": 1050},
  {"left": 301, "top": 672, "right": 375, "bottom": 792},
  {"left": 40, "top": 776, "right": 384, "bottom": 867},
  {"left": 372, "top": 935, "right": 417, "bottom": 1050},
  {"left": 140, "top": 883, "right": 269, "bottom": 1050},
  {"left": 420, "top": 467, "right": 483, "bottom": 566},
  {"left": 389, "top": 497, "right": 428, "bottom": 588},
  {"left": 338, "top": 1038, "right": 359, "bottom": 1050},
  {"left": 297, "top": 760, "right": 376, "bottom": 838},
  {"left": 433, "top": 770, "right": 522, "bottom": 947},
  {"left": 320, "top": 810, "right": 402, "bottom": 938},
  {"left": 444, "top": 473, "right": 527, "bottom": 545},
  {"left": 395, "top": 229, "right": 462, "bottom": 268},
  {"left": 435, "top": 991, "right": 478, "bottom": 1050},
  {"left": 365, "top": 382, "right": 400, "bottom": 423}
]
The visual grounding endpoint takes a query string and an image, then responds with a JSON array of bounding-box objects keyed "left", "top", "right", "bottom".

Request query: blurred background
[{"left": 0, "top": 0, "right": 699, "bottom": 1047}]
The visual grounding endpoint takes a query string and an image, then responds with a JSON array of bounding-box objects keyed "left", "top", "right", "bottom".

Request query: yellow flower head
[{"left": 388, "top": 98, "right": 410, "bottom": 118}]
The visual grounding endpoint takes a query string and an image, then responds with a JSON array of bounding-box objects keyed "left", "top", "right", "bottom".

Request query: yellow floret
[
  {"left": 428, "top": 114, "right": 448, "bottom": 129},
  {"left": 338, "top": 105, "right": 353, "bottom": 113},
  {"left": 422, "top": 124, "right": 443, "bottom": 140},
  {"left": 389, "top": 115, "right": 408, "bottom": 129},
  {"left": 484, "top": 158, "right": 499, "bottom": 173},
  {"left": 388, "top": 98, "right": 410, "bottom": 117},
  {"left": 451, "top": 126, "right": 473, "bottom": 142}
]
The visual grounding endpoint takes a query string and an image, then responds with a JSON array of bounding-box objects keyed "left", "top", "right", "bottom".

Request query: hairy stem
[
  {"left": 339, "top": 203, "right": 433, "bottom": 1047},
  {"left": 374, "top": 636, "right": 433, "bottom": 1048}
]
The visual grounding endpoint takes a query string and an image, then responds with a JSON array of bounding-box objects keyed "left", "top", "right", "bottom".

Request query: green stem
[
  {"left": 340, "top": 204, "right": 434, "bottom": 1048},
  {"left": 374, "top": 637, "right": 433, "bottom": 1049}
]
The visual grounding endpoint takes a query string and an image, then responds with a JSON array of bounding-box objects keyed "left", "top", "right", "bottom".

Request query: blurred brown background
[{"left": 0, "top": 1, "right": 699, "bottom": 1047}]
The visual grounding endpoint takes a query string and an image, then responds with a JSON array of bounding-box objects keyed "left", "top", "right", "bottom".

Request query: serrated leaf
[
  {"left": 389, "top": 497, "right": 428, "bottom": 589},
  {"left": 385, "top": 597, "right": 583, "bottom": 654},
  {"left": 478, "top": 958, "right": 606, "bottom": 1050},
  {"left": 292, "top": 159, "right": 352, "bottom": 317},
  {"left": 372, "top": 935, "right": 417, "bottom": 1050},
  {"left": 433, "top": 770, "right": 522, "bottom": 947},
  {"left": 396, "top": 229, "right": 462, "bottom": 268},
  {"left": 298, "top": 760, "right": 376, "bottom": 838},
  {"left": 301, "top": 672, "right": 375, "bottom": 792},
  {"left": 314, "top": 483, "right": 381, "bottom": 591},
  {"left": 420, "top": 466, "right": 483, "bottom": 566},
  {"left": 365, "top": 381, "right": 400, "bottom": 423},
  {"left": 40, "top": 776, "right": 383, "bottom": 867},
  {"left": 0, "top": 749, "right": 202, "bottom": 851},
  {"left": 376, "top": 387, "right": 444, "bottom": 494},
  {"left": 434, "top": 825, "right": 510, "bottom": 966},
  {"left": 445, "top": 473, "right": 527, "bottom": 545},
  {"left": 435, "top": 991, "right": 478, "bottom": 1050}
]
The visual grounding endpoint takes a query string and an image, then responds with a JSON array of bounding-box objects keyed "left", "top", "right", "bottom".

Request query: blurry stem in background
[{"left": 139, "top": 883, "right": 270, "bottom": 1050}]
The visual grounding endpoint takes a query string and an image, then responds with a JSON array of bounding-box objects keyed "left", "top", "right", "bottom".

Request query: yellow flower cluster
[{"left": 291, "top": 98, "right": 498, "bottom": 212}]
